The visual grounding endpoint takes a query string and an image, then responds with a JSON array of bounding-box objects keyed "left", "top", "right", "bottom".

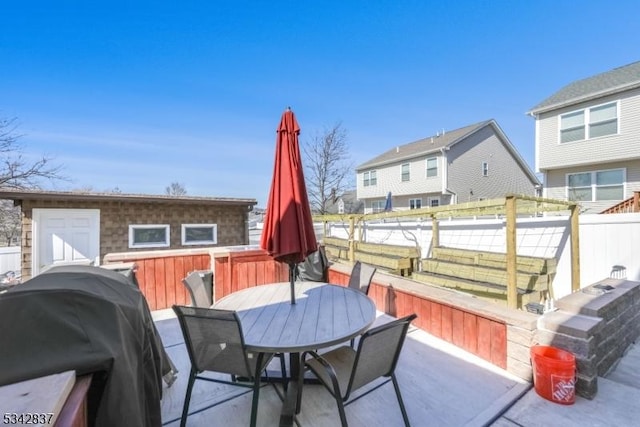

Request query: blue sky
[{"left": 2, "top": 1, "right": 638, "bottom": 207}]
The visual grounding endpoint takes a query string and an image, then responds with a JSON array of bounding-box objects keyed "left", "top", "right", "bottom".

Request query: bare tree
[
  {"left": 166, "top": 182, "right": 187, "bottom": 196},
  {"left": 0, "top": 200, "right": 20, "bottom": 246},
  {"left": 0, "top": 117, "right": 64, "bottom": 246},
  {"left": 0, "top": 117, "right": 62, "bottom": 188},
  {"left": 303, "top": 122, "right": 353, "bottom": 214}
]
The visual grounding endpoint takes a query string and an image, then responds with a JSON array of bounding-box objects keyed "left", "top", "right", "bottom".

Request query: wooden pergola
[{"left": 315, "top": 194, "right": 579, "bottom": 309}]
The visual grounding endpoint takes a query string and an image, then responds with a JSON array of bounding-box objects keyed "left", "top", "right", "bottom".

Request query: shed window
[
  {"left": 129, "top": 224, "right": 170, "bottom": 248},
  {"left": 182, "top": 224, "right": 217, "bottom": 245}
]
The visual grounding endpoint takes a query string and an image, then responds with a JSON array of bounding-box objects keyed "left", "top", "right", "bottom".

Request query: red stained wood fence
[
  {"left": 328, "top": 268, "right": 508, "bottom": 369},
  {"left": 212, "top": 249, "right": 289, "bottom": 299},
  {"left": 107, "top": 247, "right": 507, "bottom": 370},
  {"left": 104, "top": 250, "right": 211, "bottom": 311}
]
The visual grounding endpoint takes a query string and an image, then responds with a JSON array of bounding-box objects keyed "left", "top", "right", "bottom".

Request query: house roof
[
  {"left": 528, "top": 61, "right": 640, "bottom": 114},
  {"left": 324, "top": 189, "right": 363, "bottom": 214},
  {"left": 355, "top": 119, "right": 539, "bottom": 185},
  {"left": 356, "top": 120, "right": 491, "bottom": 171},
  {"left": 0, "top": 189, "right": 257, "bottom": 207}
]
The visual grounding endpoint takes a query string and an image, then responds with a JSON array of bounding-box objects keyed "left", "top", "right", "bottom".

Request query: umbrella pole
[{"left": 288, "top": 262, "right": 296, "bottom": 304}]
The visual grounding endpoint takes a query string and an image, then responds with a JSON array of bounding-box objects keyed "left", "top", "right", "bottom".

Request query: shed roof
[
  {"left": 0, "top": 189, "right": 257, "bottom": 206},
  {"left": 528, "top": 61, "right": 640, "bottom": 114}
]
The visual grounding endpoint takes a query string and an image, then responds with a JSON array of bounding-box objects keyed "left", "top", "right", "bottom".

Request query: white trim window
[
  {"left": 429, "top": 197, "right": 440, "bottom": 207},
  {"left": 363, "top": 170, "right": 377, "bottom": 186},
  {"left": 559, "top": 101, "right": 618, "bottom": 143},
  {"left": 409, "top": 198, "right": 422, "bottom": 209},
  {"left": 182, "top": 224, "right": 217, "bottom": 245},
  {"left": 426, "top": 157, "right": 438, "bottom": 178},
  {"left": 401, "top": 163, "right": 410, "bottom": 182},
  {"left": 129, "top": 224, "right": 170, "bottom": 248},
  {"left": 482, "top": 162, "right": 489, "bottom": 177},
  {"left": 370, "top": 200, "right": 385, "bottom": 213},
  {"left": 567, "top": 168, "right": 624, "bottom": 201}
]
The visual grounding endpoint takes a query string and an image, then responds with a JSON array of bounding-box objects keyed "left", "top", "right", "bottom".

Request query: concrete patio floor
[{"left": 153, "top": 309, "right": 640, "bottom": 426}]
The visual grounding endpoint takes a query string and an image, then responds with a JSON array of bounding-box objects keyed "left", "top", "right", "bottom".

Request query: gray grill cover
[{"left": 0, "top": 265, "right": 169, "bottom": 427}]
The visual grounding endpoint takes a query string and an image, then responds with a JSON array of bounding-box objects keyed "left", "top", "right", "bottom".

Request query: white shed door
[{"left": 33, "top": 209, "right": 100, "bottom": 275}]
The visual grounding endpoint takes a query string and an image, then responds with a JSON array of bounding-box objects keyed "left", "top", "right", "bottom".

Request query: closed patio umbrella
[
  {"left": 384, "top": 191, "right": 393, "bottom": 212},
  {"left": 260, "top": 108, "right": 317, "bottom": 304}
]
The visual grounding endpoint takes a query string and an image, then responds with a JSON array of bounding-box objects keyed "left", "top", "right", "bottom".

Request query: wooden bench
[
  {"left": 323, "top": 237, "right": 421, "bottom": 276},
  {"left": 323, "top": 236, "right": 350, "bottom": 260},
  {"left": 414, "top": 246, "right": 557, "bottom": 309}
]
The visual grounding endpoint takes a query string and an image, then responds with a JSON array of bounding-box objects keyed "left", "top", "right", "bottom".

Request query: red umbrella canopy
[{"left": 260, "top": 108, "right": 318, "bottom": 265}]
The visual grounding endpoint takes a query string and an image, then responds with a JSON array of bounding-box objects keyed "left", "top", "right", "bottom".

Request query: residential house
[
  {"left": 356, "top": 120, "right": 540, "bottom": 213},
  {"left": 528, "top": 61, "right": 640, "bottom": 213},
  {"left": 0, "top": 189, "right": 256, "bottom": 280},
  {"left": 324, "top": 190, "right": 364, "bottom": 214}
]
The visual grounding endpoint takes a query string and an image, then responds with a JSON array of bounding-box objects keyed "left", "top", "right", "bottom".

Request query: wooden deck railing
[
  {"left": 600, "top": 191, "right": 640, "bottom": 214},
  {"left": 104, "top": 249, "right": 212, "bottom": 311}
]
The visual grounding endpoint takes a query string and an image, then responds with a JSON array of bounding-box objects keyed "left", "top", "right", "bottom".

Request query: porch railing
[{"left": 600, "top": 191, "right": 640, "bottom": 214}]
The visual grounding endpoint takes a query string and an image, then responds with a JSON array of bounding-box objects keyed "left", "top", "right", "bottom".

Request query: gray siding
[
  {"left": 357, "top": 155, "right": 443, "bottom": 200},
  {"left": 545, "top": 159, "right": 640, "bottom": 213},
  {"left": 536, "top": 87, "right": 640, "bottom": 170},
  {"left": 447, "top": 126, "right": 538, "bottom": 201}
]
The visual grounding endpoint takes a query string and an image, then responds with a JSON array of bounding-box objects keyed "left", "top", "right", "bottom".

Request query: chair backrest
[
  {"left": 347, "top": 314, "right": 417, "bottom": 394},
  {"left": 348, "top": 261, "right": 377, "bottom": 295},
  {"left": 182, "top": 270, "right": 213, "bottom": 307},
  {"left": 172, "top": 305, "right": 255, "bottom": 378}
]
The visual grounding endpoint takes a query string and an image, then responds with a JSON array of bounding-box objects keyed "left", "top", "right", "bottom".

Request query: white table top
[{"left": 213, "top": 282, "right": 376, "bottom": 353}]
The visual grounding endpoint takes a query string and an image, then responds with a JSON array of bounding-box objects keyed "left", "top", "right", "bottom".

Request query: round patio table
[{"left": 213, "top": 281, "right": 376, "bottom": 426}]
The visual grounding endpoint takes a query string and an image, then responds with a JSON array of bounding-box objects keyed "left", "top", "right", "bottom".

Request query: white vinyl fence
[
  {"left": 0, "top": 246, "right": 20, "bottom": 274},
  {"left": 327, "top": 213, "right": 640, "bottom": 299}
]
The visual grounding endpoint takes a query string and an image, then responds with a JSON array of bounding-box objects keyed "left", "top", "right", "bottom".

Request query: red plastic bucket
[{"left": 530, "top": 345, "right": 576, "bottom": 404}]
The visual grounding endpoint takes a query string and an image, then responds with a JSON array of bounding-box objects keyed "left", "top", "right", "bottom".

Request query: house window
[
  {"left": 338, "top": 200, "right": 345, "bottom": 214},
  {"left": 426, "top": 157, "right": 438, "bottom": 177},
  {"left": 409, "top": 198, "right": 422, "bottom": 209},
  {"left": 363, "top": 170, "right": 377, "bottom": 186},
  {"left": 560, "top": 111, "right": 585, "bottom": 143},
  {"left": 482, "top": 162, "right": 489, "bottom": 177},
  {"left": 182, "top": 224, "right": 217, "bottom": 245},
  {"left": 567, "top": 168, "right": 624, "bottom": 201},
  {"left": 429, "top": 197, "right": 440, "bottom": 207},
  {"left": 371, "top": 200, "right": 385, "bottom": 213},
  {"left": 401, "top": 163, "right": 410, "bottom": 182},
  {"left": 589, "top": 102, "right": 618, "bottom": 138},
  {"left": 560, "top": 102, "right": 618, "bottom": 143},
  {"left": 129, "top": 224, "right": 170, "bottom": 248}
]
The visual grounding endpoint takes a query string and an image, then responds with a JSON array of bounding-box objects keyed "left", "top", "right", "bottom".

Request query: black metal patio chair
[
  {"left": 298, "top": 313, "right": 417, "bottom": 427},
  {"left": 172, "top": 305, "right": 275, "bottom": 427}
]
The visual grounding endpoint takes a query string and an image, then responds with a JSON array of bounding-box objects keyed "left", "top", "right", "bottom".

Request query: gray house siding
[
  {"left": 536, "top": 86, "right": 640, "bottom": 171},
  {"left": 357, "top": 155, "right": 443, "bottom": 200},
  {"left": 447, "top": 125, "right": 538, "bottom": 201},
  {"left": 544, "top": 159, "right": 640, "bottom": 213},
  {"left": 356, "top": 120, "right": 538, "bottom": 212}
]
